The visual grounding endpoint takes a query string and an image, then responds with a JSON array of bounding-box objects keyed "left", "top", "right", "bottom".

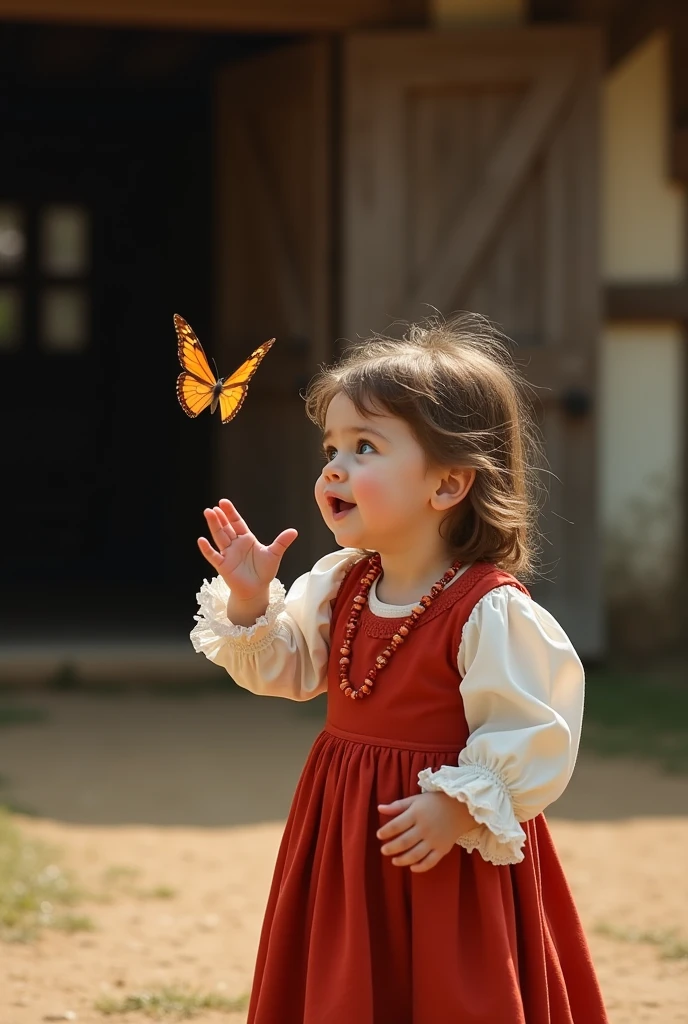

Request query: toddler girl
[{"left": 191, "top": 315, "right": 608, "bottom": 1023}]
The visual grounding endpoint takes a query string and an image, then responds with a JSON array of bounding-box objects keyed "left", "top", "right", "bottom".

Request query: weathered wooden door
[
  {"left": 214, "top": 40, "right": 334, "bottom": 584},
  {"left": 342, "top": 28, "right": 603, "bottom": 656}
]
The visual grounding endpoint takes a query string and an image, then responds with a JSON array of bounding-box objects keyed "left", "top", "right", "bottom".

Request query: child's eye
[
  {"left": 321, "top": 440, "right": 375, "bottom": 461},
  {"left": 357, "top": 440, "right": 376, "bottom": 454}
]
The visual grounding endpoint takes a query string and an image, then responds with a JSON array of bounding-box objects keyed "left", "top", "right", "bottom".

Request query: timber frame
[
  {"left": 529, "top": 1, "right": 688, "bottom": 183},
  {"left": 0, "top": 0, "right": 426, "bottom": 31},
  {"left": 605, "top": 285, "right": 688, "bottom": 322}
]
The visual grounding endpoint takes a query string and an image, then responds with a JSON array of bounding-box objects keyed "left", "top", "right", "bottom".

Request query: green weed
[
  {"left": 95, "top": 986, "right": 248, "bottom": 1019},
  {"left": 594, "top": 921, "right": 688, "bottom": 960},
  {"left": 0, "top": 807, "right": 84, "bottom": 942},
  {"left": 582, "top": 667, "right": 688, "bottom": 773}
]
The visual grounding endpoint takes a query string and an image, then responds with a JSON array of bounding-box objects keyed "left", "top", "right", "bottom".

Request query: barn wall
[
  {"left": 391, "top": 12, "right": 684, "bottom": 651},
  {"left": 601, "top": 31, "right": 685, "bottom": 648}
]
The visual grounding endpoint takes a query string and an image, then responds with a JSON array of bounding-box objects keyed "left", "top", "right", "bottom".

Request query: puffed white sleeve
[
  {"left": 418, "top": 585, "right": 584, "bottom": 866},
  {"left": 190, "top": 548, "right": 362, "bottom": 701}
]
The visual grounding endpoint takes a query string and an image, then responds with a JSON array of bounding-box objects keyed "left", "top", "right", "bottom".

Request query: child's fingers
[
  {"left": 212, "top": 504, "right": 231, "bottom": 530},
  {"left": 204, "top": 508, "right": 236, "bottom": 550},
  {"left": 378, "top": 796, "right": 415, "bottom": 816},
  {"left": 205, "top": 505, "right": 235, "bottom": 540},
  {"left": 268, "top": 528, "right": 298, "bottom": 558},
  {"left": 202, "top": 510, "right": 224, "bottom": 551},
  {"left": 376, "top": 807, "right": 414, "bottom": 841},
  {"left": 390, "top": 840, "right": 431, "bottom": 868},
  {"left": 197, "top": 536, "right": 223, "bottom": 566},
  {"left": 409, "top": 849, "right": 442, "bottom": 873},
  {"left": 218, "top": 498, "right": 250, "bottom": 537},
  {"left": 213, "top": 506, "right": 238, "bottom": 543},
  {"left": 380, "top": 826, "right": 421, "bottom": 857}
]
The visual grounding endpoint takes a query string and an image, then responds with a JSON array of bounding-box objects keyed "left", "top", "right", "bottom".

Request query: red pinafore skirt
[{"left": 246, "top": 559, "right": 608, "bottom": 1024}]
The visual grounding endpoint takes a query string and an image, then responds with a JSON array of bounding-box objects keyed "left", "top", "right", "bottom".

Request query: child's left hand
[{"left": 377, "top": 792, "right": 477, "bottom": 873}]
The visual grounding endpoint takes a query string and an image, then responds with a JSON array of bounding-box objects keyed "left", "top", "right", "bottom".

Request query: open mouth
[{"left": 329, "top": 497, "right": 357, "bottom": 520}]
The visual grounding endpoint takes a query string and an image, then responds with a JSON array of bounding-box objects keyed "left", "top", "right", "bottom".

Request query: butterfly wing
[
  {"left": 174, "top": 313, "right": 219, "bottom": 419},
  {"left": 174, "top": 314, "right": 216, "bottom": 385},
  {"left": 217, "top": 338, "right": 276, "bottom": 424},
  {"left": 176, "top": 372, "right": 215, "bottom": 418}
]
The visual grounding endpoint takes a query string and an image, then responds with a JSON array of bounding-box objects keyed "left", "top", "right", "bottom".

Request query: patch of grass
[
  {"left": 139, "top": 885, "right": 177, "bottom": 900},
  {"left": 98, "top": 866, "right": 177, "bottom": 902},
  {"left": 662, "top": 937, "right": 688, "bottom": 960},
  {"left": 0, "top": 704, "right": 46, "bottom": 814},
  {"left": 95, "top": 986, "right": 249, "bottom": 1019},
  {"left": 47, "top": 662, "right": 83, "bottom": 690},
  {"left": 52, "top": 912, "right": 96, "bottom": 933},
  {"left": 0, "top": 704, "right": 48, "bottom": 727},
  {"left": 594, "top": 921, "right": 688, "bottom": 960},
  {"left": 0, "top": 807, "right": 84, "bottom": 942},
  {"left": 0, "top": 769, "right": 38, "bottom": 816},
  {"left": 96, "top": 864, "right": 142, "bottom": 901},
  {"left": 102, "top": 864, "right": 141, "bottom": 885},
  {"left": 582, "top": 667, "right": 688, "bottom": 773}
]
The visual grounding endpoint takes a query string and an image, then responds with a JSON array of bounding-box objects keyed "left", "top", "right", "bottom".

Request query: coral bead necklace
[{"left": 339, "top": 553, "right": 462, "bottom": 700}]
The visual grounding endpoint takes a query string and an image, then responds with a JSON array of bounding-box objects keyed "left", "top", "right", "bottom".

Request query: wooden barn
[{"left": 0, "top": 0, "right": 685, "bottom": 679}]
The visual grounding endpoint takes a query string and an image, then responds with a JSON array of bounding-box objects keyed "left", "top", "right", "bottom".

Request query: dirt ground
[{"left": 1, "top": 691, "right": 687, "bottom": 1024}]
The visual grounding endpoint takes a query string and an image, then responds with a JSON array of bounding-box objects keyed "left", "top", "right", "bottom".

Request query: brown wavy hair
[{"left": 304, "top": 314, "right": 544, "bottom": 578}]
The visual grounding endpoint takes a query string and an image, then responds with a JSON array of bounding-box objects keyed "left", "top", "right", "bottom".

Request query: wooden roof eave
[{"left": 0, "top": 0, "right": 427, "bottom": 33}]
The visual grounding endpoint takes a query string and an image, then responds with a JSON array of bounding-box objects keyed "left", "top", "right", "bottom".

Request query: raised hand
[{"left": 198, "top": 498, "right": 298, "bottom": 604}]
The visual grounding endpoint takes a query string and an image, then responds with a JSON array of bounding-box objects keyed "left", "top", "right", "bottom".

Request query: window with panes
[{"left": 0, "top": 202, "right": 91, "bottom": 353}]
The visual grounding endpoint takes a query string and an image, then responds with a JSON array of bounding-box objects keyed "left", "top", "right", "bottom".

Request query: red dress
[{"left": 247, "top": 559, "right": 608, "bottom": 1024}]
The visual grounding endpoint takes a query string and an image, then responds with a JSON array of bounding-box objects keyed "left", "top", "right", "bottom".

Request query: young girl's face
[{"left": 315, "top": 392, "right": 442, "bottom": 554}]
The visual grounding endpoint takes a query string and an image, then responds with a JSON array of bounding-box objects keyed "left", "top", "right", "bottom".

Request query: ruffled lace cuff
[
  {"left": 417, "top": 763, "right": 526, "bottom": 865},
  {"left": 190, "top": 575, "right": 287, "bottom": 660}
]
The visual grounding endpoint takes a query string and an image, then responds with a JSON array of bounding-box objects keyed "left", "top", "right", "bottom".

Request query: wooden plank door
[
  {"left": 342, "top": 28, "right": 603, "bottom": 656},
  {"left": 214, "top": 40, "right": 334, "bottom": 584}
]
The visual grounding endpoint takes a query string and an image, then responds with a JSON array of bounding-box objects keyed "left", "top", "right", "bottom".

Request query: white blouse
[{"left": 191, "top": 548, "right": 584, "bottom": 867}]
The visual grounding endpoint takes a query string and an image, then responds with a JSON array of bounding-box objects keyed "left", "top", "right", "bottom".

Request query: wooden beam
[
  {"left": 680, "top": 192, "right": 688, "bottom": 630},
  {"left": 605, "top": 283, "right": 688, "bottom": 320},
  {"left": 606, "top": 0, "right": 669, "bottom": 67},
  {"left": 0, "top": 0, "right": 427, "bottom": 33},
  {"left": 528, "top": 0, "right": 670, "bottom": 69},
  {"left": 669, "top": 6, "right": 688, "bottom": 182},
  {"left": 673, "top": 127, "right": 688, "bottom": 185},
  {"left": 527, "top": 1, "right": 576, "bottom": 22}
]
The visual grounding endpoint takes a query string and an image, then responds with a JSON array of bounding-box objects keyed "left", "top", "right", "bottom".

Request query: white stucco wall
[
  {"left": 601, "top": 325, "right": 682, "bottom": 587},
  {"left": 603, "top": 32, "right": 684, "bottom": 281},
  {"left": 602, "top": 32, "right": 685, "bottom": 593}
]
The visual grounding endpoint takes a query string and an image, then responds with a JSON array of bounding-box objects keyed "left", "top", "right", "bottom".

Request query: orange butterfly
[{"left": 174, "top": 314, "right": 275, "bottom": 424}]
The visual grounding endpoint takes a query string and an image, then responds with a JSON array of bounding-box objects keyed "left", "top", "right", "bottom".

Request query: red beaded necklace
[{"left": 339, "top": 553, "right": 462, "bottom": 699}]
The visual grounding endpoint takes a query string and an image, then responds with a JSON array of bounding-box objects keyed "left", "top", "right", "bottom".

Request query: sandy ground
[{"left": 0, "top": 691, "right": 687, "bottom": 1024}]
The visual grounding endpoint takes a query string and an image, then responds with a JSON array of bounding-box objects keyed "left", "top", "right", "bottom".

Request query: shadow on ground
[{"left": 1, "top": 690, "right": 687, "bottom": 826}]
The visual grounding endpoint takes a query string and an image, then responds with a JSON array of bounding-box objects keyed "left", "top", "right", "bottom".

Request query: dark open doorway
[{"left": 0, "top": 23, "right": 286, "bottom": 640}]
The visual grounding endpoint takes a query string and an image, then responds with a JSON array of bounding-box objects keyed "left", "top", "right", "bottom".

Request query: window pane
[
  {"left": 0, "top": 286, "right": 22, "bottom": 351},
  {"left": 41, "top": 205, "right": 89, "bottom": 276},
  {"left": 41, "top": 288, "right": 88, "bottom": 352},
  {"left": 0, "top": 205, "right": 26, "bottom": 272}
]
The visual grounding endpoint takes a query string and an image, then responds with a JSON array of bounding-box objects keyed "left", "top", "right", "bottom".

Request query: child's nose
[{"left": 324, "top": 457, "right": 347, "bottom": 480}]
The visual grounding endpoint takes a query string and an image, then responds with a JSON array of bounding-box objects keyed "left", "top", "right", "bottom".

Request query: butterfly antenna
[{"left": 212, "top": 356, "right": 221, "bottom": 380}]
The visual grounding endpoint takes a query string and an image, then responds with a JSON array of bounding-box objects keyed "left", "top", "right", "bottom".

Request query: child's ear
[{"left": 431, "top": 467, "right": 476, "bottom": 511}]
